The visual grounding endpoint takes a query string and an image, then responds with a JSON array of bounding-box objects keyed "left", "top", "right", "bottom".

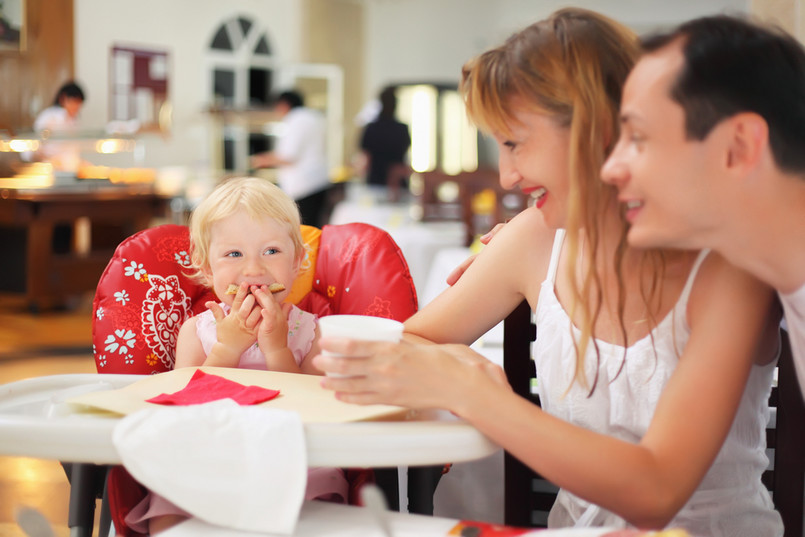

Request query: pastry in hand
[
  {"left": 267, "top": 282, "right": 286, "bottom": 293},
  {"left": 225, "top": 283, "right": 285, "bottom": 295}
]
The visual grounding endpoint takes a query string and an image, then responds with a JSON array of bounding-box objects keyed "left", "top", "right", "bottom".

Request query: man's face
[{"left": 602, "top": 40, "right": 727, "bottom": 250}]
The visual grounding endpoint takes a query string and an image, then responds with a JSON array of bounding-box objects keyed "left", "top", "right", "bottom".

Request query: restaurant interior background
[{"left": 0, "top": 0, "right": 801, "bottom": 536}]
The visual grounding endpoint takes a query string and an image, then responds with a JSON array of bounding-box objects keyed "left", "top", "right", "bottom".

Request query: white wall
[
  {"left": 363, "top": 0, "right": 750, "bottom": 99},
  {"left": 72, "top": 0, "right": 752, "bottom": 175},
  {"left": 74, "top": 0, "right": 302, "bottom": 176}
]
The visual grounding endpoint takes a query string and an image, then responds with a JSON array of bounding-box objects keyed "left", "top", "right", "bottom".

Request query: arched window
[{"left": 207, "top": 15, "right": 274, "bottom": 108}]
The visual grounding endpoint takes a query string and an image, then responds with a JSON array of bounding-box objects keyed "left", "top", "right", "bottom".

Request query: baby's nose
[{"left": 243, "top": 257, "right": 266, "bottom": 275}]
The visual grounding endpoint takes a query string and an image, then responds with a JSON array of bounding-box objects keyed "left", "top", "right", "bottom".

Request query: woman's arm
[
  {"left": 317, "top": 253, "right": 777, "bottom": 529},
  {"left": 405, "top": 207, "right": 553, "bottom": 345}
]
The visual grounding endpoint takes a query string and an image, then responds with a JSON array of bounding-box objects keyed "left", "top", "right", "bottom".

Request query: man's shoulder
[
  {"left": 285, "top": 107, "right": 325, "bottom": 130},
  {"left": 288, "top": 107, "right": 323, "bottom": 121}
]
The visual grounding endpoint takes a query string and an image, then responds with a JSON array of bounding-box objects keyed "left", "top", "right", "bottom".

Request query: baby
[{"left": 127, "top": 177, "right": 347, "bottom": 534}]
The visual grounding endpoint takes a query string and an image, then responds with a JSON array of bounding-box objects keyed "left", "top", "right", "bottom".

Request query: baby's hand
[
  {"left": 253, "top": 286, "right": 292, "bottom": 355},
  {"left": 207, "top": 288, "right": 261, "bottom": 356}
]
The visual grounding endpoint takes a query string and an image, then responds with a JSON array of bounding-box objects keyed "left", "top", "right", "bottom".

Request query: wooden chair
[
  {"left": 459, "top": 167, "right": 529, "bottom": 247},
  {"left": 501, "top": 300, "right": 556, "bottom": 527},
  {"left": 502, "top": 300, "right": 805, "bottom": 535},
  {"left": 385, "top": 162, "right": 411, "bottom": 203},
  {"left": 413, "top": 170, "right": 465, "bottom": 223},
  {"left": 762, "top": 329, "right": 805, "bottom": 537}
]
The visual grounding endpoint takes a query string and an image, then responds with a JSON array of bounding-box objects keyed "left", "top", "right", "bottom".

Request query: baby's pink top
[{"left": 195, "top": 303, "right": 317, "bottom": 368}]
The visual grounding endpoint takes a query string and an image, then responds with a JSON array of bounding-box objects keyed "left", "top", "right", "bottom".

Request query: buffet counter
[{"left": 0, "top": 181, "right": 168, "bottom": 311}]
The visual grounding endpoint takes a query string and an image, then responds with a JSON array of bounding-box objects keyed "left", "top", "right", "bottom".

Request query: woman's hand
[{"left": 312, "top": 339, "right": 510, "bottom": 412}]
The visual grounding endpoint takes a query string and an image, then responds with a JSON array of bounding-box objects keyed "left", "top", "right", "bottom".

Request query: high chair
[{"left": 71, "top": 222, "right": 419, "bottom": 537}]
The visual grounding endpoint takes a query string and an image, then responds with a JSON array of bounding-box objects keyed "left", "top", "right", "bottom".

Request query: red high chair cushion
[
  {"left": 92, "top": 224, "right": 216, "bottom": 375},
  {"left": 92, "top": 223, "right": 417, "bottom": 375},
  {"left": 297, "top": 222, "right": 419, "bottom": 319}
]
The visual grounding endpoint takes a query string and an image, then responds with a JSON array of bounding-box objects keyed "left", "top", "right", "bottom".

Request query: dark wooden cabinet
[{"left": 0, "top": 185, "right": 167, "bottom": 311}]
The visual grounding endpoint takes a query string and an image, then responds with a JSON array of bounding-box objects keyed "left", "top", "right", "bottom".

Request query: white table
[
  {"left": 162, "top": 500, "right": 613, "bottom": 537},
  {"left": 0, "top": 373, "right": 499, "bottom": 467}
]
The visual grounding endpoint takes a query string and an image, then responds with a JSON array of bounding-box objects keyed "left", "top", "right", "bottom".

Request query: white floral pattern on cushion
[{"left": 141, "top": 274, "right": 192, "bottom": 370}]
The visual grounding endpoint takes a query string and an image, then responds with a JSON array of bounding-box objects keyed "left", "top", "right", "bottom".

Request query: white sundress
[{"left": 534, "top": 230, "right": 782, "bottom": 537}]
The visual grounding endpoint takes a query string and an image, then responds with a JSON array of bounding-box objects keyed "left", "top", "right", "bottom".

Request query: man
[
  {"left": 360, "top": 86, "right": 411, "bottom": 194},
  {"left": 251, "top": 90, "right": 330, "bottom": 227},
  {"left": 602, "top": 15, "right": 805, "bottom": 393}
]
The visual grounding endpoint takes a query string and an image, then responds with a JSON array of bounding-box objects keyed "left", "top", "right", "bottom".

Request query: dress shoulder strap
[
  {"left": 678, "top": 249, "right": 711, "bottom": 305},
  {"left": 546, "top": 229, "right": 566, "bottom": 284}
]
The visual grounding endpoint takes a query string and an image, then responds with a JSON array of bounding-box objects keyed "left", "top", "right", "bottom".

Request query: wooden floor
[{"left": 0, "top": 293, "right": 99, "bottom": 537}]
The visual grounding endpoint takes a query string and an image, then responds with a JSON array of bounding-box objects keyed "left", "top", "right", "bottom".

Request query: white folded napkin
[{"left": 113, "top": 399, "right": 307, "bottom": 534}]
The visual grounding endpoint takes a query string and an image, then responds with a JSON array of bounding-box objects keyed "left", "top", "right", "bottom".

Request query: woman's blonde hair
[
  {"left": 461, "top": 8, "right": 665, "bottom": 391},
  {"left": 188, "top": 177, "right": 304, "bottom": 285}
]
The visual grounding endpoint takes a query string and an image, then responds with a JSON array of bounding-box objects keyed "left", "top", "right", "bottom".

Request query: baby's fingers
[
  {"left": 243, "top": 303, "right": 263, "bottom": 329},
  {"left": 252, "top": 286, "right": 279, "bottom": 311},
  {"left": 206, "top": 301, "right": 226, "bottom": 323}
]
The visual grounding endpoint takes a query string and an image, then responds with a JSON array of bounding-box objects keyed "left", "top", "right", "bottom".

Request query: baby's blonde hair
[{"left": 188, "top": 177, "right": 303, "bottom": 285}]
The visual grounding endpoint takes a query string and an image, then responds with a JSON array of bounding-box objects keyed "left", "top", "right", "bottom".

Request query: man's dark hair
[
  {"left": 276, "top": 90, "right": 304, "bottom": 109},
  {"left": 642, "top": 15, "right": 805, "bottom": 173},
  {"left": 378, "top": 86, "right": 398, "bottom": 119},
  {"left": 54, "top": 81, "right": 85, "bottom": 106}
]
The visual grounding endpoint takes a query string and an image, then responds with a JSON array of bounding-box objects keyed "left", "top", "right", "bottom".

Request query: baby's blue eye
[
  {"left": 225, "top": 251, "right": 242, "bottom": 258},
  {"left": 264, "top": 247, "right": 279, "bottom": 255}
]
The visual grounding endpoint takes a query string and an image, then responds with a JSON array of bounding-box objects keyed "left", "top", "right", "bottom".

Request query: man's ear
[{"left": 725, "top": 112, "right": 768, "bottom": 171}]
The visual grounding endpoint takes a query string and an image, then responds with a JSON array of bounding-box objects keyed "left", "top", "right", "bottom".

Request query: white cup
[{"left": 318, "top": 315, "right": 404, "bottom": 377}]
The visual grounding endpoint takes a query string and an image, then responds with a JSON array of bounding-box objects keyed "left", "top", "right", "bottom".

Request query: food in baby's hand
[
  {"left": 268, "top": 283, "right": 286, "bottom": 293},
  {"left": 225, "top": 283, "right": 285, "bottom": 295}
]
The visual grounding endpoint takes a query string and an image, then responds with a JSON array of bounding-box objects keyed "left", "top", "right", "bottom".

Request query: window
[
  {"left": 110, "top": 46, "right": 169, "bottom": 129},
  {"left": 207, "top": 16, "right": 274, "bottom": 109}
]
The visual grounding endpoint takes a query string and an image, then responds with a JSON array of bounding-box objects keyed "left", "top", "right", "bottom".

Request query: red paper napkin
[{"left": 147, "top": 369, "right": 280, "bottom": 406}]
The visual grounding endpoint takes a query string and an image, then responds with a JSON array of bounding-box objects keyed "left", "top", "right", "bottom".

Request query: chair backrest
[
  {"left": 386, "top": 162, "right": 411, "bottom": 203},
  {"left": 502, "top": 300, "right": 553, "bottom": 527},
  {"left": 92, "top": 222, "right": 418, "bottom": 375},
  {"left": 502, "top": 302, "right": 805, "bottom": 534},
  {"left": 413, "top": 170, "right": 465, "bottom": 223},
  {"left": 459, "top": 167, "right": 529, "bottom": 246},
  {"left": 412, "top": 168, "right": 529, "bottom": 247},
  {"left": 763, "top": 329, "right": 805, "bottom": 537}
]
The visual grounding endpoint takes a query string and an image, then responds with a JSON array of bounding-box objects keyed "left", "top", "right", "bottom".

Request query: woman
[
  {"left": 33, "top": 80, "right": 85, "bottom": 173},
  {"left": 34, "top": 81, "right": 85, "bottom": 134},
  {"left": 314, "top": 8, "right": 782, "bottom": 536}
]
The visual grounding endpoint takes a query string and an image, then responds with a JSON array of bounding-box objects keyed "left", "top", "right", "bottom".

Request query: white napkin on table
[{"left": 112, "top": 399, "right": 306, "bottom": 534}]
